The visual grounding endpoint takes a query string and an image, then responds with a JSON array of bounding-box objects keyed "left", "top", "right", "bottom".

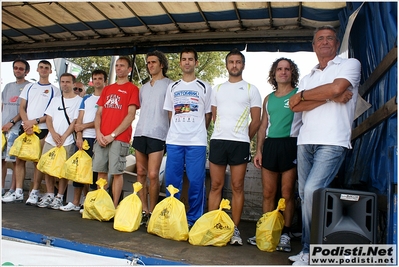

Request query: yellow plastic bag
[
  {"left": 9, "top": 125, "right": 41, "bottom": 162},
  {"left": 82, "top": 178, "right": 115, "bottom": 221},
  {"left": 256, "top": 198, "right": 286, "bottom": 252},
  {"left": 37, "top": 146, "right": 67, "bottom": 178},
  {"left": 113, "top": 182, "right": 143, "bottom": 232},
  {"left": 147, "top": 184, "right": 189, "bottom": 241},
  {"left": 60, "top": 140, "right": 93, "bottom": 184},
  {"left": 188, "top": 198, "right": 234, "bottom": 246},
  {"left": 2, "top": 132, "right": 6, "bottom": 152}
]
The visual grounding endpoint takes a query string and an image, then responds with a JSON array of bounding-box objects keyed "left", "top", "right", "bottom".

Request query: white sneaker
[
  {"left": 26, "top": 192, "right": 39, "bottom": 206},
  {"left": 292, "top": 252, "right": 309, "bottom": 265},
  {"left": 2, "top": 192, "right": 23, "bottom": 203},
  {"left": 60, "top": 202, "right": 80, "bottom": 211},
  {"left": 2, "top": 191, "right": 14, "bottom": 199},
  {"left": 247, "top": 235, "right": 256, "bottom": 246},
  {"left": 230, "top": 226, "right": 243, "bottom": 246},
  {"left": 37, "top": 195, "right": 54, "bottom": 208},
  {"left": 289, "top": 251, "right": 309, "bottom": 262},
  {"left": 276, "top": 233, "right": 291, "bottom": 252},
  {"left": 49, "top": 197, "right": 63, "bottom": 210}
]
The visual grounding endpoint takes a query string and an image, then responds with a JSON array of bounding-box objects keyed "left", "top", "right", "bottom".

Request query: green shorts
[{"left": 92, "top": 140, "right": 130, "bottom": 175}]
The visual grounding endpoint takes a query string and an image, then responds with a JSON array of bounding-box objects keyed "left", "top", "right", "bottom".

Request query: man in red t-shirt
[{"left": 93, "top": 56, "right": 140, "bottom": 208}]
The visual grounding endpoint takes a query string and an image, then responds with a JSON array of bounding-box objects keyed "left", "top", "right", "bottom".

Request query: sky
[{"left": 0, "top": 51, "right": 318, "bottom": 100}]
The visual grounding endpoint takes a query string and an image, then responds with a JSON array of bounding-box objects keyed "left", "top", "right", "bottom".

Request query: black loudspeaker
[{"left": 310, "top": 188, "right": 377, "bottom": 244}]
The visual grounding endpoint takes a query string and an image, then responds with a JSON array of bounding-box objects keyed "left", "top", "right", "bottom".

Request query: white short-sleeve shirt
[
  {"left": 163, "top": 78, "right": 212, "bottom": 146},
  {"left": 297, "top": 56, "right": 361, "bottom": 148},
  {"left": 211, "top": 80, "right": 262, "bottom": 143}
]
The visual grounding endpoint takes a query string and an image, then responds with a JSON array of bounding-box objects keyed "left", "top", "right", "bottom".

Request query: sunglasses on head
[
  {"left": 73, "top": 87, "right": 83, "bottom": 92},
  {"left": 13, "top": 66, "right": 25, "bottom": 71}
]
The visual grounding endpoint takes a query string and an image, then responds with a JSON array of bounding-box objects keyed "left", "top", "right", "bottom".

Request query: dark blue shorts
[{"left": 262, "top": 137, "right": 297, "bottom": 172}]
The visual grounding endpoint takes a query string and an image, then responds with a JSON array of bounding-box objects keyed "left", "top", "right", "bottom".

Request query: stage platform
[{"left": 2, "top": 199, "right": 301, "bottom": 265}]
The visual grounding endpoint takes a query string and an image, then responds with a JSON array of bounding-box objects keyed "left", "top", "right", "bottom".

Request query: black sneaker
[{"left": 141, "top": 212, "right": 150, "bottom": 227}]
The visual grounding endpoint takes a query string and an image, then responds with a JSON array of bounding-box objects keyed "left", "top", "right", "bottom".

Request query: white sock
[
  {"left": 16, "top": 188, "right": 23, "bottom": 195},
  {"left": 56, "top": 194, "right": 63, "bottom": 199}
]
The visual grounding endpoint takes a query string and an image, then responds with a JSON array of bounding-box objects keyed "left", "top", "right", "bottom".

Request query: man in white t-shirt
[
  {"left": 59, "top": 70, "right": 107, "bottom": 212},
  {"left": 4, "top": 60, "right": 61, "bottom": 204},
  {"left": 208, "top": 48, "right": 262, "bottom": 246},
  {"left": 288, "top": 25, "right": 361, "bottom": 265},
  {"left": 36, "top": 73, "right": 82, "bottom": 209},
  {"left": 163, "top": 47, "right": 212, "bottom": 227}
]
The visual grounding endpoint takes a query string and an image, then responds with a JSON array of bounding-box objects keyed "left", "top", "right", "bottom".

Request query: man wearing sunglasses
[
  {"left": 3, "top": 60, "right": 61, "bottom": 204},
  {"left": 73, "top": 81, "right": 86, "bottom": 97},
  {"left": 1, "top": 59, "right": 31, "bottom": 200}
]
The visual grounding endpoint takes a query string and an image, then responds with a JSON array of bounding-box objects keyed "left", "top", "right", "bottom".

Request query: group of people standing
[{"left": 2, "top": 25, "right": 360, "bottom": 265}]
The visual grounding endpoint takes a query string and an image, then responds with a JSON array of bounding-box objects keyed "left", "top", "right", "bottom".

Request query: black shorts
[
  {"left": 132, "top": 136, "right": 165, "bottom": 155},
  {"left": 262, "top": 137, "right": 297, "bottom": 172},
  {"left": 209, "top": 139, "right": 251, "bottom": 166},
  {"left": 18, "top": 126, "right": 48, "bottom": 140}
]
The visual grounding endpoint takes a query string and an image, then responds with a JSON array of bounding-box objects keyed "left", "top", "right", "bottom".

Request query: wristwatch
[
  {"left": 111, "top": 133, "right": 116, "bottom": 138},
  {"left": 300, "top": 90, "right": 305, "bottom": 101},
  {"left": 36, "top": 118, "right": 40, "bottom": 124},
  {"left": 10, "top": 119, "right": 15, "bottom": 125}
]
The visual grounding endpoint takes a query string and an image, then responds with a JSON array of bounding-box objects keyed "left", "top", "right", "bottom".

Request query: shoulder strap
[
  {"left": 61, "top": 96, "right": 71, "bottom": 125},
  {"left": 61, "top": 96, "right": 76, "bottom": 141}
]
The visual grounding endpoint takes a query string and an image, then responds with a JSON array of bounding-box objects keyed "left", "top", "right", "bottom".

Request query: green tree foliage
[
  {"left": 66, "top": 56, "right": 112, "bottom": 94},
  {"left": 68, "top": 51, "right": 227, "bottom": 94}
]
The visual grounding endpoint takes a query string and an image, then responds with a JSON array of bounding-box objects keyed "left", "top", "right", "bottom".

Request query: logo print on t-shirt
[
  {"left": 9, "top": 96, "right": 19, "bottom": 102},
  {"left": 284, "top": 99, "right": 290, "bottom": 109},
  {"left": 104, "top": 94, "right": 122, "bottom": 110}
]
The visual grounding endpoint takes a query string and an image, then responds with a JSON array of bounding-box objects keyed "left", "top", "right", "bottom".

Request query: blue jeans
[
  {"left": 165, "top": 144, "right": 206, "bottom": 226},
  {"left": 2, "top": 130, "right": 20, "bottom": 162},
  {"left": 297, "top": 144, "right": 347, "bottom": 253}
]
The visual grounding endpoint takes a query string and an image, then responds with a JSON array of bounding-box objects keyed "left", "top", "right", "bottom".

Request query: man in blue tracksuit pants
[{"left": 163, "top": 47, "right": 212, "bottom": 227}]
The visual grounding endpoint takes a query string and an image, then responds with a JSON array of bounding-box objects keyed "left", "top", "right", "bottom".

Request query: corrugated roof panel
[
  {"left": 302, "top": 6, "right": 344, "bottom": 21},
  {"left": 4, "top": 5, "right": 54, "bottom": 28},
  {"left": 238, "top": 8, "right": 269, "bottom": 20},
  {"left": 271, "top": 6, "right": 299, "bottom": 19},
  {"left": 199, "top": 2, "right": 236, "bottom": 12},
  {"left": 1, "top": 1, "right": 349, "bottom": 60},
  {"left": 30, "top": 2, "right": 80, "bottom": 25},
  {"left": 140, "top": 14, "right": 173, "bottom": 25},
  {"left": 177, "top": 22, "right": 211, "bottom": 32},
  {"left": 236, "top": 2, "right": 269, "bottom": 10},
  {"left": 56, "top": 2, "right": 105, "bottom": 22},
  {"left": 272, "top": 18, "right": 301, "bottom": 27},
  {"left": 120, "top": 25, "right": 149, "bottom": 34},
  {"left": 2, "top": 11, "right": 31, "bottom": 30},
  {"left": 270, "top": 2, "right": 300, "bottom": 8},
  {"left": 170, "top": 13, "right": 204, "bottom": 24},
  {"left": 91, "top": 2, "right": 136, "bottom": 19},
  {"left": 110, "top": 17, "right": 143, "bottom": 28},
  {"left": 301, "top": 18, "right": 341, "bottom": 28},
  {"left": 125, "top": 2, "right": 165, "bottom": 17},
  {"left": 303, "top": 2, "right": 347, "bottom": 9},
  {"left": 163, "top": 2, "right": 200, "bottom": 14},
  {"left": 241, "top": 19, "right": 271, "bottom": 28},
  {"left": 203, "top": 9, "right": 238, "bottom": 22}
]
